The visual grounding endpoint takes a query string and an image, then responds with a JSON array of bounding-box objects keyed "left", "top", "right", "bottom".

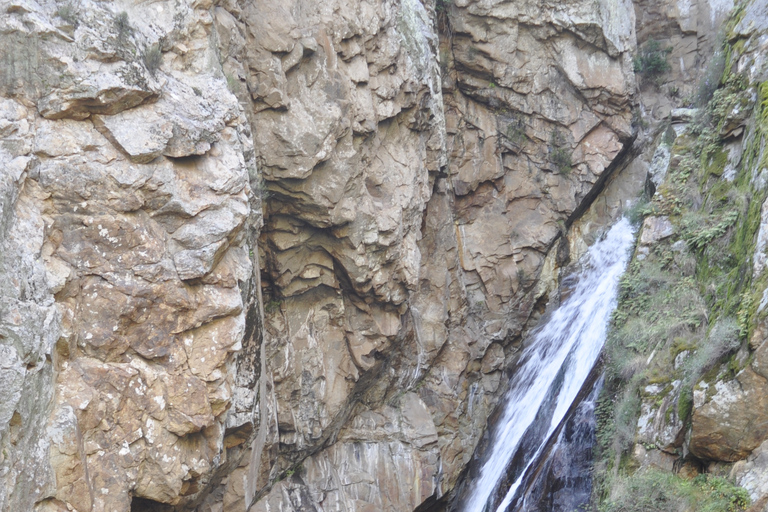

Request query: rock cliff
[
  {"left": 592, "top": 0, "right": 768, "bottom": 510},
  {"left": 0, "top": 0, "right": 766, "bottom": 510}
]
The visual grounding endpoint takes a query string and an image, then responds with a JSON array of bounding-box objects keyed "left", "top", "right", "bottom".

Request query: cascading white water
[{"left": 464, "top": 218, "right": 636, "bottom": 512}]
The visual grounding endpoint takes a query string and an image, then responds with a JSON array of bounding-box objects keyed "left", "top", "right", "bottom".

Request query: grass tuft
[{"left": 142, "top": 44, "right": 162, "bottom": 75}]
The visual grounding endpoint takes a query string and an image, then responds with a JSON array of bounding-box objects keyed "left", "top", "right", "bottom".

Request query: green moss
[
  {"left": 646, "top": 373, "right": 671, "bottom": 386},
  {"left": 677, "top": 386, "right": 693, "bottom": 421},
  {"left": 596, "top": 16, "right": 768, "bottom": 510},
  {"left": 670, "top": 337, "right": 695, "bottom": 357},
  {"left": 732, "top": 38, "right": 747, "bottom": 58},
  {"left": 704, "top": 148, "right": 728, "bottom": 179},
  {"left": 758, "top": 82, "right": 768, "bottom": 168},
  {"left": 725, "top": 2, "right": 747, "bottom": 41}
]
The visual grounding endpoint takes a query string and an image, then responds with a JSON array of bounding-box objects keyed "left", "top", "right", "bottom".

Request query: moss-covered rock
[{"left": 595, "top": 1, "right": 768, "bottom": 506}]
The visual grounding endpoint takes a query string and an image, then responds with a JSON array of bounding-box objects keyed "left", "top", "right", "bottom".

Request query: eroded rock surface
[
  {"left": 212, "top": 0, "right": 638, "bottom": 510},
  {"left": 1, "top": 1, "right": 262, "bottom": 511}
]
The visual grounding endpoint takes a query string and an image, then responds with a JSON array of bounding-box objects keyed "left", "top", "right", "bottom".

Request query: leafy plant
[
  {"left": 625, "top": 198, "right": 656, "bottom": 226},
  {"left": 737, "top": 292, "right": 753, "bottom": 338},
  {"left": 681, "top": 209, "right": 739, "bottom": 250}
]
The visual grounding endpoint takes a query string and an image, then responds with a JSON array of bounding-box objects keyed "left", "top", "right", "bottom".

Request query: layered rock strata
[{"left": 212, "top": 0, "right": 638, "bottom": 510}]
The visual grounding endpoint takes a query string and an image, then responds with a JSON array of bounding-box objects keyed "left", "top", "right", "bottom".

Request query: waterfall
[
  {"left": 516, "top": 375, "right": 604, "bottom": 512},
  {"left": 463, "top": 218, "right": 636, "bottom": 512}
]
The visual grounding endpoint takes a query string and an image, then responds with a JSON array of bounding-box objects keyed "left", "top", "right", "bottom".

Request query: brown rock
[{"left": 691, "top": 369, "right": 768, "bottom": 461}]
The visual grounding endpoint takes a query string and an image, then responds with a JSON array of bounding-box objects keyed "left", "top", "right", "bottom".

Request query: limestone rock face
[
  {"left": 0, "top": 97, "right": 60, "bottom": 512},
  {"left": 691, "top": 307, "right": 768, "bottom": 462},
  {"left": 633, "top": 0, "right": 735, "bottom": 122},
  {"left": 639, "top": 216, "right": 675, "bottom": 245},
  {"left": 1, "top": 1, "right": 261, "bottom": 511}
]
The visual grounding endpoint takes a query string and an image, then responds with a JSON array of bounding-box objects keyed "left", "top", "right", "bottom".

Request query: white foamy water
[{"left": 464, "top": 218, "right": 636, "bottom": 512}]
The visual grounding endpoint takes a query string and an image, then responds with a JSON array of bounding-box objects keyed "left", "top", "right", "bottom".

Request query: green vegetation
[
  {"left": 284, "top": 463, "right": 302, "bottom": 478},
  {"left": 633, "top": 40, "right": 673, "bottom": 85},
  {"left": 265, "top": 299, "right": 282, "bottom": 313},
  {"left": 504, "top": 115, "right": 527, "bottom": 146},
  {"left": 594, "top": 21, "right": 763, "bottom": 508},
  {"left": 226, "top": 73, "right": 241, "bottom": 93},
  {"left": 680, "top": 209, "right": 740, "bottom": 250},
  {"left": 253, "top": 176, "right": 271, "bottom": 200},
  {"left": 114, "top": 11, "right": 132, "bottom": 39},
  {"left": 694, "top": 50, "right": 727, "bottom": 106},
  {"left": 55, "top": 2, "right": 78, "bottom": 26},
  {"left": 600, "top": 469, "right": 749, "bottom": 512},
  {"left": 516, "top": 268, "right": 527, "bottom": 286},
  {"left": 142, "top": 44, "right": 162, "bottom": 75}
]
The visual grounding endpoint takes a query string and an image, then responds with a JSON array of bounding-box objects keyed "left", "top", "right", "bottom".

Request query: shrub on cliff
[
  {"left": 143, "top": 44, "right": 162, "bottom": 75},
  {"left": 633, "top": 40, "right": 672, "bottom": 85},
  {"left": 55, "top": 2, "right": 78, "bottom": 26}
]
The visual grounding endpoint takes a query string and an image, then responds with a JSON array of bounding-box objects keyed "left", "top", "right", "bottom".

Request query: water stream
[
  {"left": 463, "top": 218, "right": 636, "bottom": 512},
  {"left": 515, "top": 375, "right": 604, "bottom": 512}
]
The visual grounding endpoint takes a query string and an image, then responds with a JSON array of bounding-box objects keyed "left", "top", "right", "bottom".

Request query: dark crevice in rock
[{"left": 130, "top": 497, "right": 174, "bottom": 512}]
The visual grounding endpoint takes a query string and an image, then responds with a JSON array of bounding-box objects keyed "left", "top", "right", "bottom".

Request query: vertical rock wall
[
  {"left": 216, "top": 0, "right": 639, "bottom": 510},
  {"left": 0, "top": 0, "right": 692, "bottom": 510},
  {"left": 1, "top": 1, "right": 261, "bottom": 510}
]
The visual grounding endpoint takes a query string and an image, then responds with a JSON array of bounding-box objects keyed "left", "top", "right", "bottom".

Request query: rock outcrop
[
  {"left": 1, "top": 1, "right": 260, "bottom": 510},
  {"left": 216, "top": 0, "right": 639, "bottom": 509}
]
